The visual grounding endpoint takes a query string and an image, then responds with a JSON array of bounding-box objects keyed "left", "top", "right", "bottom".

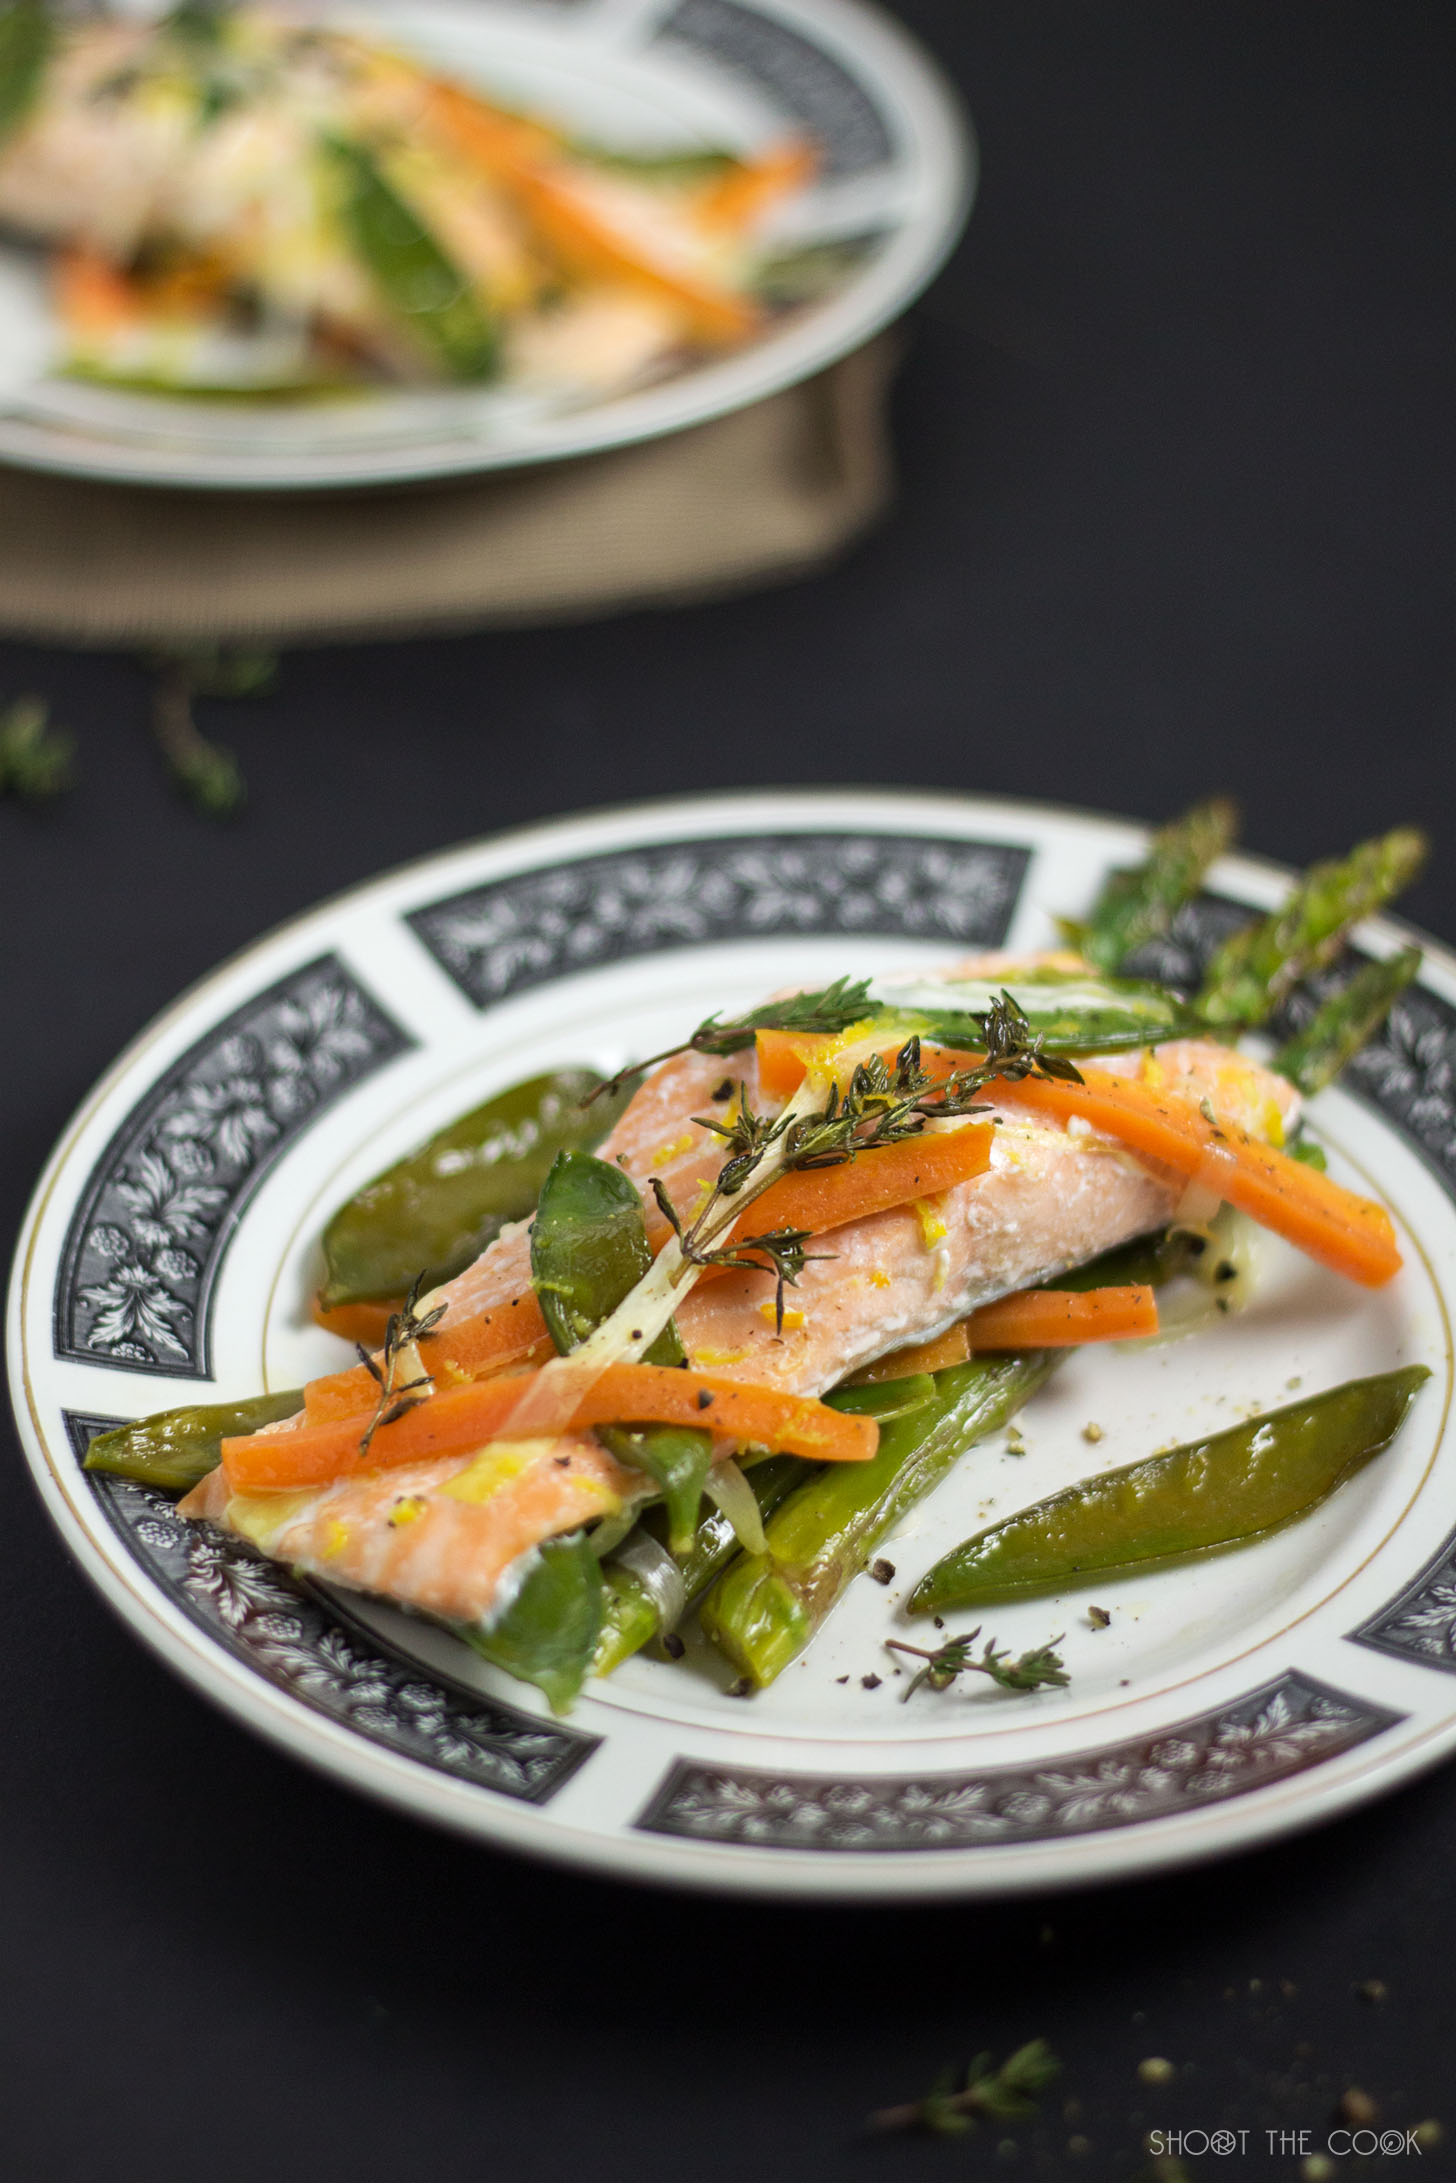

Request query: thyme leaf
[
  {"left": 0, "top": 694, "right": 73, "bottom": 803},
  {"left": 869, "top": 2040, "right": 1060, "bottom": 2134},
  {"left": 650, "top": 1180, "right": 824, "bottom": 1331},
  {"left": 357, "top": 1274, "right": 448, "bottom": 1461},
  {"left": 886, "top": 1625, "right": 1069, "bottom": 1699}
]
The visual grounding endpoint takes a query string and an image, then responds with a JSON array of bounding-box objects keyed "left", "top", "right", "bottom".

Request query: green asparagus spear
[
  {"left": 1196, "top": 827, "right": 1426, "bottom": 1027},
  {"left": 1274, "top": 946, "right": 1422, "bottom": 1094},
  {"left": 594, "top": 1456, "right": 808, "bottom": 1675},
  {"left": 84, "top": 1389, "right": 303, "bottom": 1494},
  {"left": 700, "top": 1355, "right": 1057, "bottom": 1689},
  {"left": 1077, "top": 798, "right": 1239, "bottom": 973}
]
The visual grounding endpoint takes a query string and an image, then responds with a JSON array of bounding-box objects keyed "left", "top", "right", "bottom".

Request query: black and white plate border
[{"left": 11, "top": 788, "right": 1456, "bottom": 1899}]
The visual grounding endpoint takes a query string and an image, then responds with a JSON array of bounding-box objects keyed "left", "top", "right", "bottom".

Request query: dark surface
[{"left": 3, "top": 5, "right": 1455, "bottom": 2179}]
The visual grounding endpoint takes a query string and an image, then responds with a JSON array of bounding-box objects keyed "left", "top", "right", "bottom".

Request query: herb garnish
[
  {"left": 146, "top": 646, "right": 277, "bottom": 818},
  {"left": 588, "top": 977, "right": 876, "bottom": 1102},
  {"left": 356, "top": 1275, "right": 447, "bottom": 1460},
  {"left": 886, "top": 1625, "right": 1069, "bottom": 1698},
  {"left": 869, "top": 2039, "right": 1060, "bottom": 2134},
  {"left": 0, "top": 695, "right": 73, "bottom": 803}
]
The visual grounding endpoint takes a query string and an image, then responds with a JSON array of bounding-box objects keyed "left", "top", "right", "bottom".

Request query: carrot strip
[
  {"left": 992, "top": 1068, "right": 1401, "bottom": 1287},
  {"left": 311, "top": 1298, "right": 397, "bottom": 1348},
  {"left": 312, "top": 1126, "right": 993, "bottom": 1406},
  {"left": 848, "top": 1284, "right": 1159, "bottom": 1380},
  {"left": 696, "top": 142, "right": 817, "bottom": 231},
  {"left": 223, "top": 1362, "right": 877, "bottom": 1493},
  {"left": 734, "top": 1121, "right": 994, "bottom": 1241},
  {"left": 304, "top": 1292, "right": 556, "bottom": 1423},
  {"left": 960, "top": 1283, "right": 1159, "bottom": 1349},
  {"left": 420, "top": 79, "right": 758, "bottom": 344}
]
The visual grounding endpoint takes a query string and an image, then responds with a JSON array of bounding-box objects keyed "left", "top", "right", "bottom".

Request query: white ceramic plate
[
  {"left": 11, "top": 789, "right": 1456, "bottom": 1900},
  {"left": 0, "top": 0, "right": 971, "bottom": 490}
]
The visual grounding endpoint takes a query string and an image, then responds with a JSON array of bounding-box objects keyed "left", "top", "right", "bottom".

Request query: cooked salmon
[{"left": 183, "top": 958, "right": 1301, "bottom": 1627}]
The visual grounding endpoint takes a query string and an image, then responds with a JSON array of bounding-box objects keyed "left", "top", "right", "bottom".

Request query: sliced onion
[
  {"left": 612, "top": 1529, "right": 687, "bottom": 1633},
  {"left": 704, "top": 1457, "right": 767, "bottom": 1556}
]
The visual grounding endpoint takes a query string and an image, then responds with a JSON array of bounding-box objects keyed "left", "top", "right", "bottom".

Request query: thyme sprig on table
[
  {"left": 588, "top": 976, "right": 876, "bottom": 1102},
  {"left": 0, "top": 695, "right": 73, "bottom": 803},
  {"left": 355, "top": 1275, "right": 447, "bottom": 1459},
  {"left": 886, "top": 1625, "right": 1070, "bottom": 1699},
  {"left": 870, "top": 2040, "right": 1060, "bottom": 2135}
]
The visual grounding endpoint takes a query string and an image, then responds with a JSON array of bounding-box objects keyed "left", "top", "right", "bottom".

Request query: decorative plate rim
[{"left": 12, "top": 784, "right": 1456, "bottom": 1900}]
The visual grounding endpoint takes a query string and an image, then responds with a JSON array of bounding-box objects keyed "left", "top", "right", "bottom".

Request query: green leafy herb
[
  {"left": 146, "top": 647, "right": 276, "bottom": 817},
  {"left": 885, "top": 1624, "right": 1069, "bottom": 1699},
  {"left": 0, "top": 695, "right": 73, "bottom": 803},
  {"left": 869, "top": 2040, "right": 1060, "bottom": 2134},
  {"left": 355, "top": 1275, "right": 447, "bottom": 1461}
]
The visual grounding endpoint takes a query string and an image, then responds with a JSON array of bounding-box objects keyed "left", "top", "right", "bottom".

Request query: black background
[{"left": 3, "top": 5, "right": 1455, "bottom": 2179}]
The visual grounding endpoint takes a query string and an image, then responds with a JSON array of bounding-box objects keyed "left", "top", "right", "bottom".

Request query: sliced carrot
[
  {"left": 55, "top": 247, "right": 140, "bottom": 336},
  {"left": 960, "top": 1283, "right": 1159, "bottom": 1349},
  {"left": 304, "top": 1291, "right": 556, "bottom": 1423},
  {"left": 991, "top": 1068, "right": 1402, "bottom": 1287},
  {"left": 849, "top": 1284, "right": 1159, "bottom": 1380},
  {"left": 728, "top": 1121, "right": 994, "bottom": 1242},
  {"left": 223, "top": 1361, "right": 878, "bottom": 1494},
  {"left": 420, "top": 78, "right": 757, "bottom": 345},
  {"left": 311, "top": 1297, "right": 398, "bottom": 1348},
  {"left": 850, "top": 1321, "right": 975, "bottom": 1381},
  {"left": 696, "top": 141, "right": 817, "bottom": 231}
]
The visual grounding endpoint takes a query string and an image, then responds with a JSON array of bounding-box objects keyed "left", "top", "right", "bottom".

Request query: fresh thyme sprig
[
  {"left": 886, "top": 1625, "right": 1069, "bottom": 1699},
  {"left": 650, "top": 1179, "right": 821, "bottom": 1332},
  {"left": 587, "top": 977, "right": 876, "bottom": 1103},
  {"left": 356, "top": 1274, "right": 447, "bottom": 1460},
  {"left": 145, "top": 646, "right": 277, "bottom": 819},
  {"left": 0, "top": 694, "right": 73, "bottom": 803},
  {"left": 572, "top": 995, "right": 1081, "bottom": 1375},
  {"left": 869, "top": 2040, "right": 1060, "bottom": 2135}
]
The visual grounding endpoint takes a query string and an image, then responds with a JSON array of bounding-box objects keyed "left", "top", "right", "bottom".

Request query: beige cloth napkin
[{"left": 0, "top": 336, "right": 896, "bottom": 646}]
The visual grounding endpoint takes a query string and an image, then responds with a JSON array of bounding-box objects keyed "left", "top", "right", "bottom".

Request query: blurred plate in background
[{"left": 0, "top": 0, "right": 972, "bottom": 489}]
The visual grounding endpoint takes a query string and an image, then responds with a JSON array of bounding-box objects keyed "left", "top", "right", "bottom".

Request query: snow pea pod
[
  {"left": 531, "top": 1150, "right": 714, "bottom": 1555},
  {"left": 910, "top": 1364, "right": 1429, "bottom": 1614},
  {"left": 84, "top": 1389, "right": 303, "bottom": 1495},
  {"left": 0, "top": 2, "right": 52, "bottom": 145},
  {"left": 463, "top": 1532, "right": 604, "bottom": 1715},
  {"left": 319, "top": 1067, "right": 631, "bottom": 1311},
  {"left": 870, "top": 968, "right": 1201, "bottom": 1056},
  {"left": 701, "top": 1354, "right": 1057, "bottom": 1689},
  {"left": 323, "top": 136, "right": 498, "bottom": 381}
]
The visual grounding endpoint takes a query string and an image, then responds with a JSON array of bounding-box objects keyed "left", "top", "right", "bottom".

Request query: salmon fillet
[{"left": 183, "top": 960, "right": 1300, "bottom": 1628}]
